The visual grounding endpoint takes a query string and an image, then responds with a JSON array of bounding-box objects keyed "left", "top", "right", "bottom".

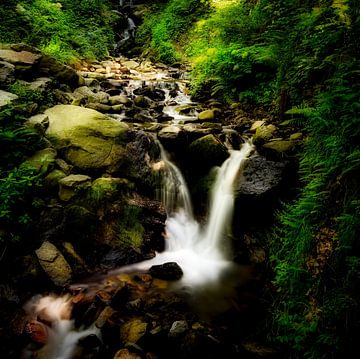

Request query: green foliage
[
  {"left": 0, "top": 0, "right": 117, "bottom": 62},
  {"left": 136, "top": 0, "right": 210, "bottom": 63},
  {"left": 115, "top": 205, "right": 144, "bottom": 250}
]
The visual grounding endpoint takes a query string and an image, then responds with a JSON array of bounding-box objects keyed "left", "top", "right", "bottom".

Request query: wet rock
[
  {"left": 44, "top": 169, "right": 67, "bottom": 188},
  {"left": 25, "top": 320, "right": 49, "bottom": 344},
  {"left": 110, "top": 95, "right": 131, "bottom": 106},
  {"left": 45, "top": 105, "right": 129, "bottom": 172},
  {"left": 158, "top": 125, "right": 185, "bottom": 150},
  {"left": 238, "top": 156, "right": 285, "bottom": 197},
  {"left": 253, "top": 124, "right": 277, "bottom": 145},
  {"left": 0, "top": 61, "right": 15, "bottom": 85},
  {"left": 26, "top": 148, "right": 57, "bottom": 175},
  {"left": 187, "top": 134, "right": 228, "bottom": 174},
  {"left": 168, "top": 320, "right": 188, "bottom": 337},
  {"left": 250, "top": 120, "right": 266, "bottom": 131},
  {"left": 198, "top": 109, "right": 217, "bottom": 122},
  {"left": 0, "top": 89, "right": 18, "bottom": 108},
  {"left": 95, "top": 306, "right": 114, "bottom": 328},
  {"left": 90, "top": 177, "right": 128, "bottom": 203},
  {"left": 133, "top": 86, "right": 165, "bottom": 101},
  {"left": 58, "top": 174, "right": 92, "bottom": 201},
  {"left": 73, "top": 86, "right": 109, "bottom": 104},
  {"left": 114, "top": 348, "right": 141, "bottom": 359},
  {"left": 55, "top": 158, "right": 73, "bottom": 174},
  {"left": 86, "top": 102, "right": 112, "bottom": 112},
  {"left": 149, "top": 262, "right": 183, "bottom": 281},
  {"left": 122, "top": 60, "right": 140, "bottom": 69},
  {"left": 262, "top": 140, "right": 296, "bottom": 157},
  {"left": 120, "top": 319, "right": 148, "bottom": 344},
  {"left": 35, "top": 241, "right": 73, "bottom": 286},
  {"left": 134, "top": 95, "right": 151, "bottom": 108}
]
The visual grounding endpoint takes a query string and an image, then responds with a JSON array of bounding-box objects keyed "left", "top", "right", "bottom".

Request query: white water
[
  {"left": 24, "top": 295, "right": 99, "bottom": 359},
  {"left": 113, "top": 140, "right": 254, "bottom": 293}
]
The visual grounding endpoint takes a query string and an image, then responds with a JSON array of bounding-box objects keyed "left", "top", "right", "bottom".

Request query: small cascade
[
  {"left": 115, "top": 16, "right": 136, "bottom": 50},
  {"left": 113, "top": 140, "right": 255, "bottom": 293},
  {"left": 24, "top": 295, "right": 99, "bottom": 359}
]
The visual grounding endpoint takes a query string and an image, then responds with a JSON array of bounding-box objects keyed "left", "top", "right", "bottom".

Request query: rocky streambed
[{"left": 0, "top": 44, "right": 302, "bottom": 358}]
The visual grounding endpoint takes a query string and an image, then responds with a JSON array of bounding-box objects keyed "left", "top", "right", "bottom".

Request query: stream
[{"left": 21, "top": 57, "right": 268, "bottom": 359}]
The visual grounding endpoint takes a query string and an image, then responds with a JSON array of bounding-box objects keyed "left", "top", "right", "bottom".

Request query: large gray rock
[
  {"left": 237, "top": 156, "right": 285, "bottom": 197},
  {"left": 0, "top": 48, "right": 41, "bottom": 72},
  {"left": 45, "top": 105, "right": 129, "bottom": 172},
  {"left": 35, "top": 241, "right": 72, "bottom": 286}
]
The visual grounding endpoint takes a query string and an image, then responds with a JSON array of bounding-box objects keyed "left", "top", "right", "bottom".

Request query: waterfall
[
  {"left": 113, "top": 139, "right": 254, "bottom": 290},
  {"left": 24, "top": 295, "right": 99, "bottom": 359}
]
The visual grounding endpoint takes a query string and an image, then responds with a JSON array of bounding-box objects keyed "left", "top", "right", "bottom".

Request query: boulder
[
  {"left": 133, "top": 86, "right": 165, "bottom": 101},
  {"left": 250, "top": 120, "right": 266, "bottom": 131},
  {"left": 90, "top": 177, "right": 128, "bottom": 202},
  {"left": 149, "top": 262, "right": 183, "bottom": 281},
  {"left": 114, "top": 349, "right": 141, "bottom": 359},
  {"left": 198, "top": 109, "right": 217, "bottom": 122},
  {"left": 73, "top": 86, "right": 109, "bottom": 104},
  {"left": 109, "top": 95, "right": 131, "bottom": 106},
  {"left": 0, "top": 61, "right": 15, "bottom": 86},
  {"left": 45, "top": 105, "right": 129, "bottom": 172},
  {"left": 44, "top": 169, "right": 67, "bottom": 188},
  {"left": 253, "top": 124, "right": 277, "bottom": 145},
  {"left": 35, "top": 241, "right": 72, "bottom": 286},
  {"left": 0, "top": 48, "right": 41, "bottom": 74},
  {"left": 237, "top": 156, "right": 285, "bottom": 197},
  {"left": 36, "top": 55, "right": 80, "bottom": 88},
  {"left": 262, "top": 140, "right": 296, "bottom": 157},
  {"left": 134, "top": 95, "right": 151, "bottom": 108},
  {"left": 122, "top": 60, "right": 140, "bottom": 69},
  {"left": 0, "top": 90, "right": 18, "bottom": 108},
  {"left": 58, "top": 174, "right": 92, "bottom": 201},
  {"left": 187, "top": 134, "right": 228, "bottom": 174},
  {"left": 158, "top": 125, "right": 185, "bottom": 151},
  {"left": 120, "top": 318, "right": 148, "bottom": 344}
]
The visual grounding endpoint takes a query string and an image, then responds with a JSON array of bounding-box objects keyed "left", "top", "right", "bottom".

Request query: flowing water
[
  {"left": 24, "top": 295, "right": 99, "bottom": 359},
  {"left": 112, "top": 140, "right": 254, "bottom": 295}
]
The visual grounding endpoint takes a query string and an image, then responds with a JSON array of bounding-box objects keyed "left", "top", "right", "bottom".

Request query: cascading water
[
  {"left": 113, "top": 140, "right": 254, "bottom": 298},
  {"left": 23, "top": 295, "right": 99, "bottom": 359}
]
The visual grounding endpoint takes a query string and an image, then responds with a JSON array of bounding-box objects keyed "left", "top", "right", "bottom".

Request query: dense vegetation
[
  {"left": 0, "top": 0, "right": 118, "bottom": 62},
  {"left": 137, "top": 0, "right": 359, "bottom": 358}
]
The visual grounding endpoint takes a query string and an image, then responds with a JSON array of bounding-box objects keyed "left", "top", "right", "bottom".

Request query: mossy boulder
[
  {"left": 58, "top": 174, "right": 92, "bottom": 201},
  {"left": 187, "top": 134, "right": 228, "bottom": 174},
  {"left": 45, "top": 105, "right": 129, "bottom": 172},
  {"left": 262, "top": 140, "right": 296, "bottom": 157},
  {"left": 253, "top": 124, "right": 277, "bottom": 145},
  {"left": 45, "top": 169, "right": 67, "bottom": 188},
  {"left": 198, "top": 109, "right": 217, "bottom": 122}
]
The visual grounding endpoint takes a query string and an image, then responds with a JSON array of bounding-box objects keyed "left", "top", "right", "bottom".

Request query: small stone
[
  {"left": 250, "top": 120, "right": 265, "bottom": 131},
  {"left": 95, "top": 306, "right": 114, "bottom": 328},
  {"left": 35, "top": 241, "right": 72, "bottom": 286},
  {"left": 263, "top": 140, "right": 295, "bottom": 154},
  {"left": 149, "top": 262, "right": 183, "bottom": 281},
  {"left": 114, "top": 349, "right": 141, "bottom": 359},
  {"left": 198, "top": 109, "right": 216, "bottom": 122},
  {"left": 58, "top": 174, "right": 92, "bottom": 201},
  {"left": 109, "top": 95, "right": 131, "bottom": 106},
  {"left": 120, "top": 319, "right": 148, "bottom": 344},
  {"left": 168, "top": 320, "right": 188, "bottom": 337},
  {"left": 289, "top": 132, "right": 303, "bottom": 140}
]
